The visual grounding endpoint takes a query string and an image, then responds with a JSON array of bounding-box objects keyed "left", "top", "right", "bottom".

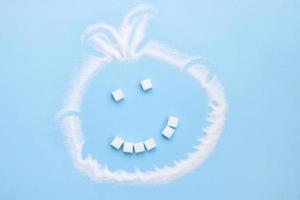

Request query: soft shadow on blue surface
[{"left": 0, "top": 0, "right": 299, "bottom": 200}]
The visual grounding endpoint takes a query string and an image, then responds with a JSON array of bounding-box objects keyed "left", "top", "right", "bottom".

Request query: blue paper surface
[{"left": 0, "top": 0, "right": 299, "bottom": 199}]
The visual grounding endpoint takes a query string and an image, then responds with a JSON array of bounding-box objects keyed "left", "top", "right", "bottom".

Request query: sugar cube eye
[
  {"left": 140, "top": 79, "right": 153, "bottom": 91},
  {"left": 112, "top": 89, "right": 124, "bottom": 102}
]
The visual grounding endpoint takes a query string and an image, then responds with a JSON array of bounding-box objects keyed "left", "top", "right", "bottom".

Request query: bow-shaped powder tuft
[{"left": 81, "top": 5, "right": 154, "bottom": 60}]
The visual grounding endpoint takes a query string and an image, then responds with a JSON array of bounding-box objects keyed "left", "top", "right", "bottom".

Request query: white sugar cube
[
  {"left": 134, "top": 142, "right": 145, "bottom": 153},
  {"left": 162, "top": 126, "right": 175, "bottom": 139},
  {"left": 112, "top": 89, "right": 124, "bottom": 102},
  {"left": 144, "top": 138, "right": 156, "bottom": 150},
  {"left": 140, "top": 79, "right": 152, "bottom": 91},
  {"left": 168, "top": 116, "right": 179, "bottom": 128},
  {"left": 123, "top": 142, "right": 134, "bottom": 153},
  {"left": 111, "top": 136, "right": 123, "bottom": 150}
]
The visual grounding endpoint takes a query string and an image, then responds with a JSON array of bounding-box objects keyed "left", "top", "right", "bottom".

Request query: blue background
[{"left": 0, "top": 0, "right": 299, "bottom": 199}]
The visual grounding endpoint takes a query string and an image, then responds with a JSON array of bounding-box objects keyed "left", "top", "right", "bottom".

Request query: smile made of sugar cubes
[{"left": 110, "top": 78, "right": 180, "bottom": 154}]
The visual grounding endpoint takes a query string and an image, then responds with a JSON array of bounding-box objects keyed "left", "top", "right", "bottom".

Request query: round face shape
[{"left": 57, "top": 4, "right": 227, "bottom": 185}]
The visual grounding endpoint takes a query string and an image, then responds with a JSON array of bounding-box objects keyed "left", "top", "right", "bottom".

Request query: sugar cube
[
  {"left": 140, "top": 79, "right": 153, "bottom": 91},
  {"left": 167, "top": 116, "right": 179, "bottom": 128},
  {"left": 134, "top": 142, "right": 145, "bottom": 153},
  {"left": 123, "top": 142, "right": 134, "bottom": 153},
  {"left": 111, "top": 136, "right": 124, "bottom": 150},
  {"left": 144, "top": 138, "right": 156, "bottom": 150},
  {"left": 162, "top": 126, "right": 175, "bottom": 139},
  {"left": 112, "top": 89, "right": 124, "bottom": 102}
]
